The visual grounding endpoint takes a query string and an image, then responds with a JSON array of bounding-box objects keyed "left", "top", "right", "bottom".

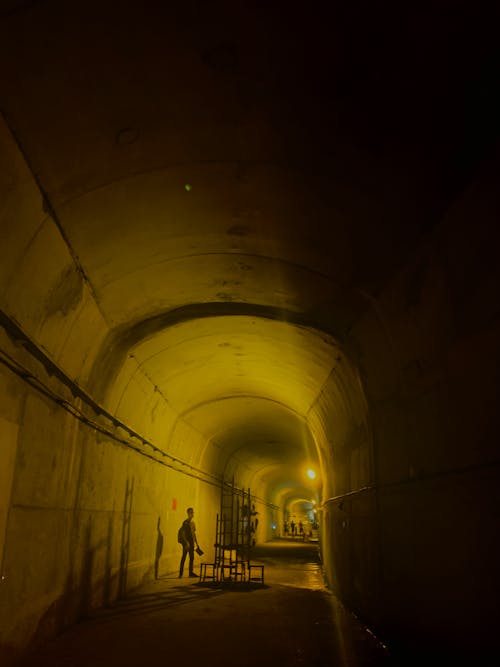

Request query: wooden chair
[
  {"left": 200, "top": 562, "right": 218, "bottom": 582},
  {"left": 248, "top": 563, "right": 265, "bottom": 584}
]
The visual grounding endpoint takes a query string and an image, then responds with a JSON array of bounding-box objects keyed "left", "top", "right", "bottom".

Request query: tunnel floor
[{"left": 17, "top": 539, "right": 391, "bottom": 666}]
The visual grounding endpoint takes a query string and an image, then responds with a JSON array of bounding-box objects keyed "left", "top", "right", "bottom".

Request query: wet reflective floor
[{"left": 17, "top": 539, "right": 392, "bottom": 666}]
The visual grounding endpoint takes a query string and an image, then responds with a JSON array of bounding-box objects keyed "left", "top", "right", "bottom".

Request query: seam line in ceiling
[
  {"left": 104, "top": 301, "right": 338, "bottom": 356},
  {"left": 177, "top": 393, "right": 305, "bottom": 423},
  {"left": 57, "top": 159, "right": 304, "bottom": 207},
  {"left": 97, "top": 251, "right": 337, "bottom": 292},
  {"left": 1, "top": 110, "right": 110, "bottom": 327}
]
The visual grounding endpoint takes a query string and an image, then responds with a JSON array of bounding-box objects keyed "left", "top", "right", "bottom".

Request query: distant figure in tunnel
[{"left": 179, "top": 507, "right": 199, "bottom": 578}]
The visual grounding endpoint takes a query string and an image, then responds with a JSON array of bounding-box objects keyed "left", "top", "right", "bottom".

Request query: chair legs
[
  {"left": 248, "top": 564, "right": 265, "bottom": 584},
  {"left": 200, "top": 562, "right": 218, "bottom": 582},
  {"left": 199, "top": 561, "right": 263, "bottom": 585}
]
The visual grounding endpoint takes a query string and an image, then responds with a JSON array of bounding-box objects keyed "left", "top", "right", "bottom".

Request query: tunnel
[{"left": 0, "top": 1, "right": 499, "bottom": 664}]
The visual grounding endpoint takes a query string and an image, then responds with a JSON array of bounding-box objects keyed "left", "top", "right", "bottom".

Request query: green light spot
[{"left": 184, "top": 184, "right": 192, "bottom": 192}]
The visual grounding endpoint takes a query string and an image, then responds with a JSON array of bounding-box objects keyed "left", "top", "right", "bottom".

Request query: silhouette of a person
[{"left": 179, "top": 507, "right": 199, "bottom": 578}]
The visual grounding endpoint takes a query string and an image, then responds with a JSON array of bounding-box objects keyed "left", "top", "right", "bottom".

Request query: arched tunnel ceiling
[
  {"left": 0, "top": 1, "right": 497, "bottom": 500},
  {"left": 115, "top": 317, "right": 337, "bottom": 418},
  {"left": 57, "top": 164, "right": 351, "bottom": 327},
  {"left": 110, "top": 316, "right": 331, "bottom": 490}
]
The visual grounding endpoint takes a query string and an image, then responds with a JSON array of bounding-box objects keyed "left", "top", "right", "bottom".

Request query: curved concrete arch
[
  {"left": 104, "top": 314, "right": 344, "bottom": 420},
  {"left": 273, "top": 485, "right": 321, "bottom": 517},
  {"left": 88, "top": 302, "right": 346, "bottom": 403},
  {"left": 178, "top": 393, "right": 306, "bottom": 424},
  {"left": 95, "top": 309, "right": 349, "bottom": 539}
]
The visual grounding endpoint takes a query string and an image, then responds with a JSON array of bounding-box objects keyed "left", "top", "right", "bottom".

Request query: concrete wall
[
  {"left": 0, "top": 121, "right": 221, "bottom": 661},
  {"left": 319, "top": 151, "right": 500, "bottom": 660},
  {"left": 0, "top": 330, "right": 219, "bottom": 662}
]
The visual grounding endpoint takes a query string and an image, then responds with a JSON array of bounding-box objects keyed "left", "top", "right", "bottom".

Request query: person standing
[{"left": 179, "top": 507, "right": 199, "bottom": 578}]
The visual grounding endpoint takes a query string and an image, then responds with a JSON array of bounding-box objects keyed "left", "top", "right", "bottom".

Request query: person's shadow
[{"left": 154, "top": 517, "right": 164, "bottom": 579}]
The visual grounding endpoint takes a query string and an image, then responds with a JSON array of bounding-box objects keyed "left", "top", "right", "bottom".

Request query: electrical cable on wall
[
  {"left": 0, "top": 343, "right": 221, "bottom": 487},
  {"left": 0, "top": 335, "right": 278, "bottom": 509}
]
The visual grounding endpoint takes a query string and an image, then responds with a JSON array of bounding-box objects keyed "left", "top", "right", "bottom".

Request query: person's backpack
[{"left": 177, "top": 519, "right": 189, "bottom": 544}]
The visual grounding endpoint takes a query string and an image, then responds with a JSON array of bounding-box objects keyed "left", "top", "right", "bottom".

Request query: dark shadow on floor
[{"left": 77, "top": 583, "right": 229, "bottom": 623}]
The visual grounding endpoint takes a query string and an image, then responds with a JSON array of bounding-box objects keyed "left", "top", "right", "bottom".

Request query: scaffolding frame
[{"left": 200, "top": 477, "right": 264, "bottom": 585}]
